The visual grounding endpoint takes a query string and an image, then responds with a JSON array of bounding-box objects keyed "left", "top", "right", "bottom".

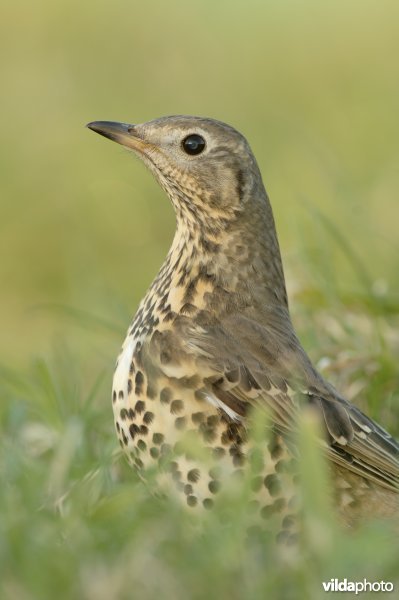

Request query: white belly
[{"left": 112, "top": 335, "right": 139, "bottom": 400}]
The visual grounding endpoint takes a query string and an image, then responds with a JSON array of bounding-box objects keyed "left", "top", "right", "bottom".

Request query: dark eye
[{"left": 181, "top": 134, "right": 206, "bottom": 155}]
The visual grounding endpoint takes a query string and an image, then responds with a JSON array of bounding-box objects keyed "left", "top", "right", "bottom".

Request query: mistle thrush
[{"left": 87, "top": 116, "right": 399, "bottom": 528}]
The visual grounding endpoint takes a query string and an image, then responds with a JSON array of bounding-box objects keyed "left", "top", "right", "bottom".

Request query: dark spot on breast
[
  {"left": 122, "top": 431, "right": 128, "bottom": 446},
  {"left": 207, "top": 415, "right": 219, "bottom": 427},
  {"left": 158, "top": 293, "right": 168, "bottom": 308},
  {"left": 203, "top": 498, "right": 213, "bottom": 510},
  {"left": 199, "top": 422, "right": 217, "bottom": 443},
  {"left": 135, "top": 371, "right": 144, "bottom": 395},
  {"left": 112, "top": 390, "right": 117, "bottom": 403},
  {"left": 135, "top": 400, "right": 145, "bottom": 414},
  {"left": 145, "top": 315, "right": 156, "bottom": 332},
  {"left": 187, "top": 495, "right": 198, "bottom": 507},
  {"left": 152, "top": 432, "right": 164, "bottom": 445},
  {"left": 192, "top": 411, "right": 205, "bottom": 424},
  {"left": 139, "top": 425, "right": 149, "bottom": 436},
  {"left": 163, "top": 311, "right": 177, "bottom": 323},
  {"left": 184, "top": 484, "right": 193, "bottom": 495},
  {"left": 187, "top": 468, "right": 200, "bottom": 483},
  {"left": 170, "top": 399, "right": 184, "bottom": 414},
  {"left": 268, "top": 434, "right": 284, "bottom": 460},
  {"left": 127, "top": 379, "right": 133, "bottom": 394},
  {"left": 225, "top": 429, "right": 243, "bottom": 447},
  {"left": 128, "top": 408, "right": 135, "bottom": 419},
  {"left": 177, "top": 271, "right": 188, "bottom": 287},
  {"left": 221, "top": 422, "right": 243, "bottom": 445},
  {"left": 221, "top": 431, "right": 229, "bottom": 445},
  {"left": 208, "top": 480, "right": 221, "bottom": 494},
  {"left": 194, "top": 389, "right": 206, "bottom": 402},
  {"left": 183, "top": 278, "right": 198, "bottom": 304},
  {"left": 160, "top": 387, "right": 172, "bottom": 404},
  {"left": 129, "top": 423, "right": 140, "bottom": 439},
  {"left": 180, "top": 303, "right": 197, "bottom": 316},
  {"left": 134, "top": 344, "right": 144, "bottom": 367},
  {"left": 118, "top": 390, "right": 124, "bottom": 399},
  {"left": 160, "top": 301, "right": 170, "bottom": 314},
  {"left": 116, "top": 421, "right": 120, "bottom": 433},
  {"left": 264, "top": 474, "right": 281, "bottom": 497},
  {"left": 120, "top": 408, "right": 128, "bottom": 420},
  {"left": 179, "top": 375, "right": 201, "bottom": 389},
  {"left": 137, "top": 440, "right": 147, "bottom": 451},
  {"left": 143, "top": 411, "right": 154, "bottom": 425},
  {"left": 230, "top": 447, "right": 245, "bottom": 467},
  {"left": 150, "top": 447, "right": 159, "bottom": 459},
  {"left": 129, "top": 361, "right": 135, "bottom": 376}
]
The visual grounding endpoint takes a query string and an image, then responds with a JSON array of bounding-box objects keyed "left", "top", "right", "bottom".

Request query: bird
[{"left": 87, "top": 115, "right": 399, "bottom": 534}]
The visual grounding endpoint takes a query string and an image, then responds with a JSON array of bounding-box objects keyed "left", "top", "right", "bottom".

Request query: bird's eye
[{"left": 181, "top": 134, "right": 206, "bottom": 155}]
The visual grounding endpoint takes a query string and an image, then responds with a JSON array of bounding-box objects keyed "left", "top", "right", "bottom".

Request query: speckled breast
[{"left": 111, "top": 327, "right": 299, "bottom": 539}]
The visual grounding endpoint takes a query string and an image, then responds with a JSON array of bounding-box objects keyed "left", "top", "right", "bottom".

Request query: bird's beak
[{"left": 86, "top": 121, "right": 145, "bottom": 151}]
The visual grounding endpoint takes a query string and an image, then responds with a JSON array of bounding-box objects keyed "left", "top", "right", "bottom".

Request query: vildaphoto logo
[{"left": 322, "top": 579, "right": 394, "bottom": 594}]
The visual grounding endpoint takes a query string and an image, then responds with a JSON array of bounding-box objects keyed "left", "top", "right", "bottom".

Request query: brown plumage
[{"left": 87, "top": 116, "right": 399, "bottom": 529}]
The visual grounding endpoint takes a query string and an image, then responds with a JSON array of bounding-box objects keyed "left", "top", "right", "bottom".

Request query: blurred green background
[
  {"left": 1, "top": 0, "right": 398, "bottom": 370},
  {"left": 1, "top": 1, "right": 399, "bottom": 597}
]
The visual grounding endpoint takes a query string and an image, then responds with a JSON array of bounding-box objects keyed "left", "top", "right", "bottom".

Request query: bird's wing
[{"left": 183, "top": 312, "right": 399, "bottom": 491}]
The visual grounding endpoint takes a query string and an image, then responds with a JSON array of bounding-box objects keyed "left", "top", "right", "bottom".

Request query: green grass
[
  {"left": 1, "top": 352, "right": 399, "bottom": 599},
  {"left": 1, "top": 0, "right": 399, "bottom": 597}
]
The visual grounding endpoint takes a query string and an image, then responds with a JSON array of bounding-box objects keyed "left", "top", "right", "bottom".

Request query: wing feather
[{"left": 184, "top": 313, "right": 399, "bottom": 491}]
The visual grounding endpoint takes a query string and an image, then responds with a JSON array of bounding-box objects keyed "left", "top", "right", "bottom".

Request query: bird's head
[
  {"left": 87, "top": 115, "right": 287, "bottom": 305},
  {"left": 87, "top": 115, "right": 266, "bottom": 229}
]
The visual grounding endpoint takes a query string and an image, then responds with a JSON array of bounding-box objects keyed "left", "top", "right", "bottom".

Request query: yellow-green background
[
  {"left": 1, "top": 2, "right": 399, "bottom": 598},
  {"left": 1, "top": 0, "right": 398, "bottom": 369}
]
